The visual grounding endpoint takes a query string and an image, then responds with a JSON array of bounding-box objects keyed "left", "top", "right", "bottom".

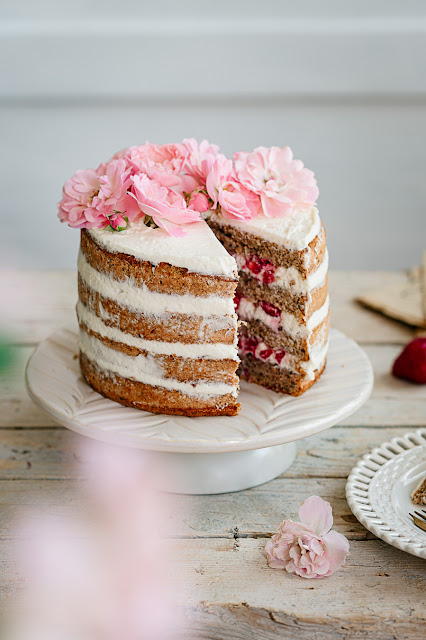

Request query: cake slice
[
  {"left": 207, "top": 206, "right": 329, "bottom": 396},
  {"left": 77, "top": 219, "right": 241, "bottom": 416},
  {"left": 412, "top": 477, "right": 426, "bottom": 505}
]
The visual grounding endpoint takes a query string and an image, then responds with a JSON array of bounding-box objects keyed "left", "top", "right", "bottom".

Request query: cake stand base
[{"left": 151, "top": 442, "right": 297, "bottom": 494}]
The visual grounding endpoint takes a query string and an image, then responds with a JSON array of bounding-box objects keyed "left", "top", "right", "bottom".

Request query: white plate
[
  {"left": 26, "top": 327, "right": 373, "bottom": 454},
  {"left": 346, "top": 430, "right": 426, "bottom": 559}
]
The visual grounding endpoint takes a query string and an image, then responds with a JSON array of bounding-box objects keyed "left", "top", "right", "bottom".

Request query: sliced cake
[{"left": 77, "top": 219, "right": 240, "bottom": 416}]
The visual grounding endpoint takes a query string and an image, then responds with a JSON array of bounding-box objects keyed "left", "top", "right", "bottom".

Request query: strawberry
[
  {"left": 260, "top": 300, "right": 281, "bottom": 317},
  {"left": 234, "top": 291, "right": 242, "bottom": 311},
  {"left": 392, "top": 338, "right": 426, "bottom": 384}
]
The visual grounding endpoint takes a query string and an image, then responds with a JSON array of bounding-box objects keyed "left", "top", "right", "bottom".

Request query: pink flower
[
  {"left": 234, "top": 146, "right": 319, "bottom": 217},
  {"left": 187, "top": 189, "right": 210, "bottom": 213},
  {"left": 182, "top": 138, "right": 221, "bottom": 181},
  {"left": 121, "top": 142, "right": 187, "bottom": 188},
  {"left": 206, "top": 156, "right": 260, "bottom": 221},
  {"left": 108, "top": 212, "right": 129, "bottom": 231},
  {"left": 130, "top": 174, "right": 201, "bottom": 237},
  {"left": 264, "top": 496, "right": 349, "bottom": 579},
  {"left": 58, "top": 159, "right": 141, "bottom": 229}
]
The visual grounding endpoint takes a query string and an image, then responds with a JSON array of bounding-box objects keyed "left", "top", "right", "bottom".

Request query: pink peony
[
  {"left": 58, "top": 159, "right": 140, "bottom": 229},
  {"left": 206, "top": 156, "right": 260, "bottom": 221},
  {"left": 130, "top": 174, "right": 201, "bottom": 237},
  {"left": 265, "top": 496, "right": 349, "bottom": 579},
  {"left": 234, "top": 146, "right": 319, "bottom": 217},
  {"left": 182, "top": 138, "right": 221, "bottom": 181}
]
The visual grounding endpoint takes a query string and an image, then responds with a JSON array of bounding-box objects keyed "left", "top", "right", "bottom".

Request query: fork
[{"left": 409, "top": 508, "right": 426, "bottom": 533}]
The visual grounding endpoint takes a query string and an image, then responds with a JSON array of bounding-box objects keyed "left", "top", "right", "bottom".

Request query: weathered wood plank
[
  {"left": 2, "top": 342, "right": 425, "bottom": 428},
  {"left": 0, "top": 426, "right": 417, "bottom": 481},
  {"left": 1, "top": 537, "right": 424, "bottom": 638},
  {"left": 3, "top": 270, "right": 414, "bottom": 345},
  {"left": 0, "top": 475, "right": 400, "bottom": 541}
]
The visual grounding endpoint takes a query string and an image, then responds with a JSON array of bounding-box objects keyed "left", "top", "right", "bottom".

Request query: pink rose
[
  {"left": 265, "top": 496, "right": 349, "bottom": 579},
  {"left": 121, "top": 143, "right": 187, "bottom": 188},
  {"left": 130, "top": 174, "right": 201, "bottom": 237},
  {"left": 187, "top": 189, "right": 210, "bottom": 213},
  {"left": 206, "top": 156, "right": 260, "bottom": 221},
  {"left": 58, "top": 159, "right": 141, "bottom": 229},
  {"left": 234, "top": 146, "right": 319, "bottom": 217},
  {"left": 58, "top": 168, "right": 107, "bottom": 228},
  {"left": 182, "top": 138, "right": 220, "bottom": 181},
  {"left": 108, "top": 212, "right": 129, "bottom": 231}
]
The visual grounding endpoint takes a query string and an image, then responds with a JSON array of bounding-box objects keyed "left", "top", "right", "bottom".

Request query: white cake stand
[{"left": 26, "top": 328, "right": 373, "bottom": 494}]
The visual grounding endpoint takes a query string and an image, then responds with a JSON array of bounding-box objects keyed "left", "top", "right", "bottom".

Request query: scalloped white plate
[
  {"left": 346, "top": 430, "right": 426, "bottom": 559},
  {"left": 26, "top": 327, "right": 373, "bottom": 454}
]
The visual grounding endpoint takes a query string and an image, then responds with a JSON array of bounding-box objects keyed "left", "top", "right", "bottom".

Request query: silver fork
[{"left": 409, "top": 508, "right": 426, "bottom": 533}]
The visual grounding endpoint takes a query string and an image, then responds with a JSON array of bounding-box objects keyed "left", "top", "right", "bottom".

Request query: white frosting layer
[
  {"left": 78, "top": 251, "right": 235, "bottom": 317},
  {"left": 80, "top": 331, "right": 238, "bottom": 398},
  {"left": 208, "top": 207, "right": 321, "bottom": 251},
  {"left": 89, "top": 219, "right": 238, "bottom": 278},
  {"left": 238, "top": 295, "right": 330, "bottom": 339},
  {"left": 77, "top": 301, "right": 239, "bottom": 361},
  {"left": 234, "top": 250, "right": 328, "bottom": 294}
]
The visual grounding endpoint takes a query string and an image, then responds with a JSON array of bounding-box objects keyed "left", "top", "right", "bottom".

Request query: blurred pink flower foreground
[{"left": 265, "top": 496, "right": 349, "bottom": 579}]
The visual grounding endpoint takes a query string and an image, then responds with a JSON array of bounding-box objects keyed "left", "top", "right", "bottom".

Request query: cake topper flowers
[
  {"left": 58, "top": 140, "right": 318, "bottom": 236},
  {"left": 265, "top": 496, "right": 349, "bottom": 579}
]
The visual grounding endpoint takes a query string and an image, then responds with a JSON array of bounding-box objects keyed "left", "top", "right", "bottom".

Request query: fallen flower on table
[
  {"left": 392, "top": 337, "right": 426, "bottom": 384},
  {"left": 265, "top": 495, "right": 349, "bottom": 579}
]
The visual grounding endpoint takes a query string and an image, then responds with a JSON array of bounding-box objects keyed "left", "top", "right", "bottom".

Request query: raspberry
[
  {"left": 274, "top": 349, "right": 286, "bottom": 365},
  {"left": 392, "top": 338, "right": 426, "bottom": 384},
  {"left": 259, "top": 348, "right": 273, "bottom": 360},
  {"left": 245, "top": 255, "right": 263, "bottom": 275},
  {"left": 262, "top": 267, "right": 275, "bottom": 285},
  {"left": 234, "top": 291, "right": 242, "bottom": 310},
  {"left": 242, "top": 336, "right": 258, "bottom": 357},
  {"left": 259, "top": 300, "right": 281, "bottom": 317}
]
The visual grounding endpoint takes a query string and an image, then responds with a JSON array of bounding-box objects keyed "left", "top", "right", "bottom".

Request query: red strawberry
[
  {"left": 259, "top": 348, "right": 273, "bottom": 360},
  {"left": 260, "top": 300, "right": 281, "bottom": 317},
  {"left": 275, "top": 349, "right": 286, "bottom": 365},
  {"left": 245, "top": 255, "right": 263, "bottom": 275},
  {"left": 262, "top": 266, "right": 276, "bottom": 284},
  {"left": 392, "top": 338, "right": 426, "bottom": 384},
  {"left": 234, "top": 291, "right": 242, "bottom": 311}
]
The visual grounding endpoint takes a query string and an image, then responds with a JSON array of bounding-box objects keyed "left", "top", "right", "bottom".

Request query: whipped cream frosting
[
  {"left": 77, "top": 301, "right": 239, "bottom": 361},
  {"left": 89, "top": 219, "right": 238, "bottom": 278},
  {"left": 79, "top": 331, "right": 238, "bottom": 398},
  {"left": 208, "top": 206, "right": 321, "bottom": 251},
  {"left": 78, "top": 251, "right": 235, "bottom": 317}
]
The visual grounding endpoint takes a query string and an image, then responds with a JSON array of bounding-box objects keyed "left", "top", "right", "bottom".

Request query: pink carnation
[
  {"left": 58, "top": 159, "right": 140, "bottom": 229},
  {"left": 130, "top": 174, "right": 201, "bottom": 237},
  {"left": 265, "top": 496, "right": 349, "bottom": 579},
  {"left": 182, "top": 138, "right": 220, "bottom": 181},
  {"left": 234, "top": 146, "right": 319, "bottom": 217},
  {"left": 206, "top": 156, "right": 260, "bottom": 221}
]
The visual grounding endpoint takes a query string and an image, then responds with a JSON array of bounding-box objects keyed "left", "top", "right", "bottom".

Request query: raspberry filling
[
  {"left": 242, "top": 254, "right": 277, "bottom": 285},
  {"left": 239, "top": 334, "right": 287, "bottom": 367}
]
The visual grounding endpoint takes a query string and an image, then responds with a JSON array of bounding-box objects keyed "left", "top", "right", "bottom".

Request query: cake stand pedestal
[{"left": 26, "top": 328, "right": 373, "bottom": 495}]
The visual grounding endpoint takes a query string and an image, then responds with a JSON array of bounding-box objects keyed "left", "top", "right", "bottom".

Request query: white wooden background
[{"left": 2, "top": 1, "right": 426, "bottom": 269}]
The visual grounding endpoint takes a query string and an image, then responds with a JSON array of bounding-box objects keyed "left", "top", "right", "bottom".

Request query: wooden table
[{"left": 1, "top": 270, "right": 426, "bottom": 639}]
